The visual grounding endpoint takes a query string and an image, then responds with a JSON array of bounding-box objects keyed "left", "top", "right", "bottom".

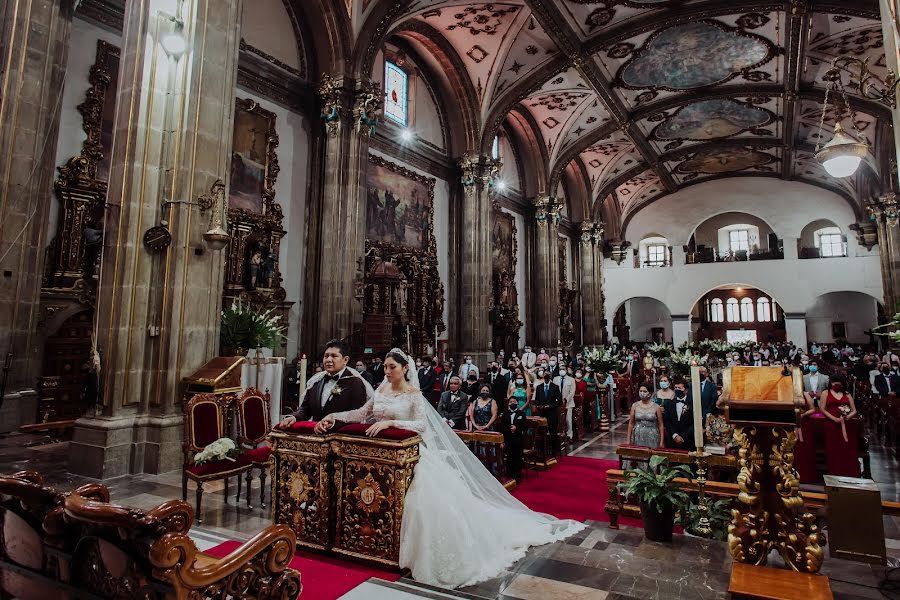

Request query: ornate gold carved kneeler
[
  {"left": 722, "top": 367, "right": 825, "bottom": 573},
  {"left": 269, "top": 428, "right": 420, "bottom": 569}
]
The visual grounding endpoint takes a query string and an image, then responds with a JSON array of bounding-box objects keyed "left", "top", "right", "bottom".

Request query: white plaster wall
[
  {"left": 240, "top": 0, "right": 301, "bottom": 71},
  {"left": 606, "top": 178, "right": 883, "bottom": 333},
  {"left": 234, "top": 89, "right": 309, "bottom": 359},
  {"left": 806, "top": 291, "right": 879, "bottom": 344},
  {"left": 413, "top": 74, "right": 445, "bottom": 150},
  {"left": 625, "top": 297, "right": 672, "bottom": 342},
  {"left": 693, "top": 212, "right": 773, "bottom": 251},
  {"left": 48, "top": 18, "right": 122, "bottom": 246},
  {"left": 368, "top": 149, "right": 451, "bottom": 343},
  {"left": 498, "top": 134, "right": 521, "bottom": 195}
]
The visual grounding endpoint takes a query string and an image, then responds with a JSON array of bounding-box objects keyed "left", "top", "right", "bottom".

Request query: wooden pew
[
  {"left": 604, "top": 468, "right": 900, "bottom": 529},
  {"left": 0, "top": 470, "right": 301, "bottom": 600},
  {"left": 457, "top": 430, "right": 515, "bottom": 490}
]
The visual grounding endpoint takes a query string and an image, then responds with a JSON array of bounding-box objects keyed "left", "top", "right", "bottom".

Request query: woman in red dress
[
  {"left": 821, "top": 376, "right": 860, "bottom": 478},
  {"left": 794, "top": 392, "right": 819, "bottom": 484}
]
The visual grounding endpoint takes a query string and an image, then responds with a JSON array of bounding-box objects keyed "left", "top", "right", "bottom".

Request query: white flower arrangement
[
  {"left": 193, "top": 437, "right": 239, "bottom": 465},
  {"left": 646, "top": 342, "right": 673, "bottom": 359},
  {"left": 583, "top": 346, "right": 625, "bottom": 375},
  {"left": 671, "top": 350, "right": 707, "bottom": 378}
]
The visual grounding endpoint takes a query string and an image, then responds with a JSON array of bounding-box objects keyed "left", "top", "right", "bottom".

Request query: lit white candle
[
  {"left": 299, "top": 354, "right": 307, "bottom": 403},
  {"left": 690, "top": 364, "right": 704, "bottom": 450}
]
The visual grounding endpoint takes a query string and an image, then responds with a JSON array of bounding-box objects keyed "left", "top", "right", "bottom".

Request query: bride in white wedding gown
[{"left": 317, "top": 348, "right": 585, "bottom": 589}]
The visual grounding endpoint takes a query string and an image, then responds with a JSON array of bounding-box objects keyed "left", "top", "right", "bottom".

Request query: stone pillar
[
  {"left": 303, "top": 77, "right": 381, "bottom": 355},
  {"left": 672, "top": 315, "right": 691, "bottom": 347},
  {"left": 456, "top": 154, "right": 497, "bottom": 365},
  {"left": 782, "top": 236, "right": 799, "bottom": 260},
  {"left": 869, "top": 195, "right": 900, "bottom": 315},
  {"left": 70, "top": 0, "right": 243, "bottom": 478},
  {"left": 578, "top": 221, "right": 604, "bottom": 346},
  {"left": 532, "top": 194, "right": 562, "bottom": 349},
  {"left": 784, "top": 313, "right": 808, "bottom": 348},
  {"left": 0, "top": 0, "right": 73, "bottom": 430}
]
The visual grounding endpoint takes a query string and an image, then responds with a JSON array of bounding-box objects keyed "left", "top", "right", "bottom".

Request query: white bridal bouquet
[{"left": 193, "top": 437, "right": 239, "bottom": 465}]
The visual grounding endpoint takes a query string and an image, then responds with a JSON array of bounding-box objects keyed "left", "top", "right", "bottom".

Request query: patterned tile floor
[{"left": 2, "top": 418, "right": 900, "bottom": 599}]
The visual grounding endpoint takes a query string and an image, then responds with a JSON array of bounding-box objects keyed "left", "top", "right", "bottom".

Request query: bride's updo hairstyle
[{"left": 385, "top": 349, "right": 411, "bottom": 381}]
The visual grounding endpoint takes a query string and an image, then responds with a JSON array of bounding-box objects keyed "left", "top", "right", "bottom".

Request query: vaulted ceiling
[{"left": 368, "top": 0, "right": 894, "bottom": 234}]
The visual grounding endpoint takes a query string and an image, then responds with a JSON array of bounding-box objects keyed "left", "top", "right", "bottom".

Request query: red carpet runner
[{"left": 206, "top": 455, "right": 632, "bottom": 599}]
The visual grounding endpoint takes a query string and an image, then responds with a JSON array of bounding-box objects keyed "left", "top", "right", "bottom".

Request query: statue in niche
[
  {"left": 82, "top": 205, "right": 104, "bottom": 280},
  {"left": 499, "top": 270, "right": 516, "bottom": 307},
  {"left": 260, "top": 245, "right": 277, "bottom": 288},
  {"left": 248, "top": 248, "right": 263, "bottom": 289},
  {"left": 395, "top": 277, "right": 409, "bottom": 316}
]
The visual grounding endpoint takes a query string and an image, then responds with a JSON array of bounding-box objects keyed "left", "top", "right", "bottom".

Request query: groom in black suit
[
  {"left": 276, "top": 339, "right": 368, "bottom": 429},
  {"left": 663, "top": 379, "right": 695, "bottom": 450}
]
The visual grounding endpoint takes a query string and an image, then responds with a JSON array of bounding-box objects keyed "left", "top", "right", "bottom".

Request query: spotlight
[
  {"left": 496, "top": 180, "right": 507, "bottom": 191},
  {"left": 401, "top": 129, "right": 414, "bottom": 142}
]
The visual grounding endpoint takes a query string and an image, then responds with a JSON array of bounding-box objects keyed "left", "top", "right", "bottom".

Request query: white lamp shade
[
  {"left": 161, "top": 31, "right": 187, "bottom": 57},
  {"left": 815, "top": 123, "right": 868, "bottom": 179},
  {"left": 822, "top": 154, "right": 863, "bottom": 178}
]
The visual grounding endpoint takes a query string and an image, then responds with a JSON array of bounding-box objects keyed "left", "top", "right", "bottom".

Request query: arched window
[
  {"left": 726, "top": 298, "right": 739, "bottom": 322},
  {"left": 711, "top": 298, "right": 724, "bottom": 322},
  {"left": 740, "top": 297, "right": 755, "bottom": 322},
  {"left": 384, "top": 61, "right": 409, "bottom": 126},
  {"left": 492, "top": 134, "right": 500, "bottom": 160},
  {"left": 814, "top": 226, "right": 845, "bottom": 257},
  {"left": 756, "top": 297, "right": 772, "bottom": 322}
]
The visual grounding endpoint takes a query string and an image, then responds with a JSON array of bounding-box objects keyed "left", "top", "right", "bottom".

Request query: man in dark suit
[
  {"left": 873, "top": 363, "right": 900, "bottom": 397},
  {"left": 486, "top": 360, "right": 509, "bottom": 405},
  {"left": 371, "top": 356, "right": 385, "bottom": 387},
  {"left": 418, "top": 357, "right": 438, "bottom": 405},
  {"left": 663, "top": 379, "right": 695, "bottom": 450},
  {"left": 501, "top": 396, "right": 528, "bottom": 480},
  {"left": 276, "top": 339, "right": 368, "bottom": 429},
  {"left": 533, "top": 372, "right": 562, "bottom": 456},
  {"left": 355, "top": 359, "right": 374, "bottom": 387},
  {"left": 436, "top": 376, "right": 469, "bottom": 430},
  {"left": 438, "top": 361, "right": 454, "bottom": 393},
  {"left": 688, "top": 366, "right": 719, "bottom": 421}
]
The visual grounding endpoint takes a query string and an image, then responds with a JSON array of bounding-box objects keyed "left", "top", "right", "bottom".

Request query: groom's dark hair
[{"left": 324, "top": 339, "right": 350, "bottom": 358}]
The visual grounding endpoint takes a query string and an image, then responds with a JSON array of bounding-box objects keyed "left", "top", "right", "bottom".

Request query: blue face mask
[
  {"left": 809, "top": 365, "right": 818, "bottom": 374},
  {"left": 660, "top": 381, "right": 670, "bottom": 389}
]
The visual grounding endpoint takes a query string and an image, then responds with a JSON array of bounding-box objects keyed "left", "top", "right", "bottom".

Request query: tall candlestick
[
  {"left": 299, "top": 354, "right": 307, "bottom": 407},
  {"left": 406, "top": 325, "right": 412, "bottom": 353},
  {"left": 690, "top": 364, "right": 704, "bottom": 450}
]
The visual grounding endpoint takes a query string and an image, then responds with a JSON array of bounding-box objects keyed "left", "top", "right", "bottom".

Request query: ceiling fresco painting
[
  {"left": 382, "top": 0, "right": 891, "bottom": 230},
  {"left": 651, "top": 99, "right": 776, "bottom": 141}
]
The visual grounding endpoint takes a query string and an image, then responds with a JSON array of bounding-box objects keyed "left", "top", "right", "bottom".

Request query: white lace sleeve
[
  {"left": 329, "top": 398, "right": 375, "bottom": 424},
  {"left": 391, "top": 394, "right": 428, "bottom": 433}
]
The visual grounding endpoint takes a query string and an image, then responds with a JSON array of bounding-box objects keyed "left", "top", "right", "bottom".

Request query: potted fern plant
[
  {"left": 621, "top": 455, "right": 691, "bottom": 542},
  {"left": 220, "top": 298, "right": 286, "bottom": 356}
]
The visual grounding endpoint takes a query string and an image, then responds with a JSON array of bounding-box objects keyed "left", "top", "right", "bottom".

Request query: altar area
[{"left": 1, "top": 419, "right": 895, "bottom": 600}]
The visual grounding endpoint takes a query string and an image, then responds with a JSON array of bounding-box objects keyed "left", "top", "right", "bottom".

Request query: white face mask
[
  {"left": 516, "top": 378, "right": 525, "bottom": 385},
  {"left": 541, "top": 362, "right": 548, "bottom": 368},
  {"left": 549, "top": 361, "right": 557, "bottom": 367},
  {"left": 465, "top": 359, "right": 472, "bottom": 364}
]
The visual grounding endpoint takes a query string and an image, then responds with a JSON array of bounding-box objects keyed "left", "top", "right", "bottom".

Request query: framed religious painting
[
  {"left": 229, "top": 98, "right": 279, "bottom": 217},
  {"left": 365, "top": 154, "right": 435, "bottom": 251},
  {"left": 558, "top": 236, "right": 568, "bottom": 286},
  {"left": 491, "top": 205, "right": 516, "bottom": 276}
]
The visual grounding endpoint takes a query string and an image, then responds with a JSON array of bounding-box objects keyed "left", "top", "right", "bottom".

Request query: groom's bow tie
[{"left": 324, "top": 374, "right": 341, "bottom": 383}]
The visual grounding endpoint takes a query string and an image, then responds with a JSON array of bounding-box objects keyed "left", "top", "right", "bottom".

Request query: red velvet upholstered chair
[
  {"left": 236, "top": 387, "right": 272, "bottom": 510},
  {"left": 182, "top": 393, "right": 252, "bottom": 524}
]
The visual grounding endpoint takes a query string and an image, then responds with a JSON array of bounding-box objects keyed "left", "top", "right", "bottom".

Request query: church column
[
  {"left": 784, "top": 313, "right": 808, "bottom": 348},
  {"left": 303, "top": 77, "right": 381, "bottom": 355},
  {"left": 531, "top": 194, "right": 562, "bottom": 349},
  {"left": 578, "top": 221, "right": 604, "bottom": 346},
  {"left": 457, "top": 154, "right": 497, "bottom": 365},
  {"left": 70, "top": 0, "right": 243, "bottom": 478},
  {"left": 0, "top": 0, "right": 73, "bottom": 430},
  {"left": 869, "top": 195, "right": 900, "bottom": 315}
]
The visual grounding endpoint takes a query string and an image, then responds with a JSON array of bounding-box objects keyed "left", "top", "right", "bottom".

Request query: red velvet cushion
[
  {"left": 186, "top": 453, "right": 251, "bottom": 476},
  {"left": 192, "top": 402, "right": 221, "bottom": 448},
  {"left": 287, "top": 421, "right": 320, "bottom": 434},
  {"left": 243, "top": 396, "right": 268, "bottom": 441},
  {"left": 335, "top": 423, "right": 419, "bottom": 440},
  {"left": 245, "top": 445, "right": 272, "bottom": 463}
]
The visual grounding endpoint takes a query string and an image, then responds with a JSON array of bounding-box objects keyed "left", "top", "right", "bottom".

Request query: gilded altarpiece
[
  {"left": 38, "top": 40, "right": 120, "bottom": 422},
  {"left": 223, "top": 98, "right": 292, "bottom": 355},
  {"left": 362, "top": 155, "right": 445, "bottom": 356},
  {"left": 558, "top": 237, "right": 577, "bottom": 348},
  {"left": 490, "top": 203, "right": 521, "bottom": 356}
]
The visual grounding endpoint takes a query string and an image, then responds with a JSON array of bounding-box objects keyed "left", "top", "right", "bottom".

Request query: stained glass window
[
  {"left": 492, "top": 135, "right": 500, "bottom": 160},
  {"left": 384, "top": 61, "right": 408, "bottom": 126}
]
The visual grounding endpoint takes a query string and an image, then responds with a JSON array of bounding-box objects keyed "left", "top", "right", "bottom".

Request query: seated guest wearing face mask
[
  {"left": 502, "top": 396, "right": 527, "bottom": 480},
  {"left": 873, "top": 363, "right": 900, "bottom": 397},
  {"left": 663, "top": 379, "right": 695, "bottom": 450},
  {"left": 652, "top": 374, "right": 674, "bottom": 406},
  {"left": 461, "top": 370, "right": 480, "bottom": 399},
  {"left": 468, "top": 383, "right": 499, "bottom": 432},
  {"left": 355, "top": 359, "right": 374, "bottom": 387}
]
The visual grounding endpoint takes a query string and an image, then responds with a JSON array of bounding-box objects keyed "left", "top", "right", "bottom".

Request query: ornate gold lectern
[
  {"left": 269, "top": 422, "right": 420, "bottom": 569},
  {"left": 721, "top": 366, "right": 826, "bottom": 573}
]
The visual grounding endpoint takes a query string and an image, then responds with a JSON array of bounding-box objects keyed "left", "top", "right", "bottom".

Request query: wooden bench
[
  {"left": 457, "top": 429, "right": 515, "bottom": 490},
  {"left": 0, "top": 470, "right": 301, "bottom": 599},
  {"left": 729, "top": 562, "right": 832, "bottom": 599},
  {"left": 605, "top": 468, "right": 900, "bottom": 528}
]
